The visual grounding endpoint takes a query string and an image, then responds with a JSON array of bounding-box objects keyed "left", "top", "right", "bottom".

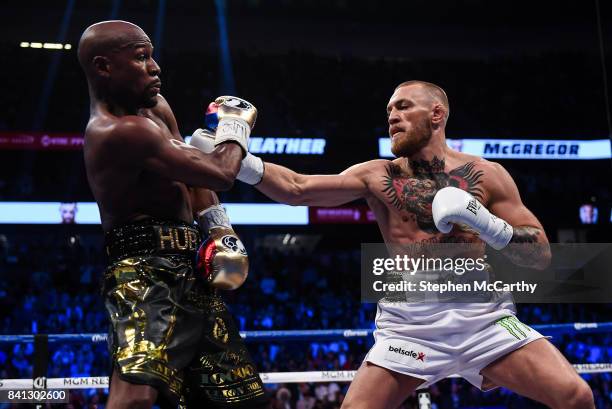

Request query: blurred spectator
[
  {"left": 60, "top": 202, "right": 78, "bottom": 224},
  {"left": 0, "top": 226, "right": 610, "bottom": 409}
]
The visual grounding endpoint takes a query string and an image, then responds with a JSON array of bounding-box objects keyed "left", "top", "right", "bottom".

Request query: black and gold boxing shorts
[{"left": 103, "top": 219, "right": 267, "bottom": 408}]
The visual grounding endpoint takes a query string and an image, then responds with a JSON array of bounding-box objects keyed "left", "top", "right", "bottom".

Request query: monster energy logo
[{"left": 496, "top": 316, "right": 532, "bottom": 340}]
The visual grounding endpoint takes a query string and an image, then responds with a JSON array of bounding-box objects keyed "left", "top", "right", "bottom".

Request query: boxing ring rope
[
  {"left": 1, "top": 364, "right": 611, "bottom": 390},
  {"left": 1, "top": 322, "right": 610, "bottom": 390},
  {"left": 1, "top": 321, "right": 611, "bottom": 344}
]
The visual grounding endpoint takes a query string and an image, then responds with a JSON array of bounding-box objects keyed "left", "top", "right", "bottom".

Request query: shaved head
[
  {"left": 78, "top": 20, "right": 161, "bottom": 109},
  {"left": 78, "top": 20, "right": 150, "bottom": 75},
  {"left": 395, "top": 80, "right": 450, "bottom": 120}
]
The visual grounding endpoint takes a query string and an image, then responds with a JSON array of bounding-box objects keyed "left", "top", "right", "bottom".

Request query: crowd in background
[
  {"left": 0, "top": 233, "right": 610, "bottom": 408},
  {"left": 1, "top": 3, "right": 611, "bottom": 407}
]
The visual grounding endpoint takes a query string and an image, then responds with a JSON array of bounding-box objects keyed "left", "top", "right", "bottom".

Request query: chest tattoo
[{"left": 381, "top": 157, "right": 484, "bottom": 233}]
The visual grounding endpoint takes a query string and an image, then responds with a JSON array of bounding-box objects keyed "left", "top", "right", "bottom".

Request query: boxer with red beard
[{"left": 209, "top": 81, "right": 594, "bottom": 408}]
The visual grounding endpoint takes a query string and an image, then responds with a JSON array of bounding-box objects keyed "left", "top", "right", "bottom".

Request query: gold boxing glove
[
  {"left": 196, "top": 205, "right": 248, "bottom": 290},
  {"left": 206, "top": 96, "right": 258, "bottom": 156}
]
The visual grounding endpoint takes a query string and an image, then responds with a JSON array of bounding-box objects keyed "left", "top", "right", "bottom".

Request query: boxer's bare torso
[
  {"left": 79, "top": 21, "right": 241, "bottom": 234},
  {"left": 84, "top": 95, "right": 193, "bottom": 232},
  {"left": 355, "top": 152, "right": 491, "bottom": 245},
  {"left": 257, "top": 80, "right": 548, "bottom": 266},
  {"left": 260, "top": 147, "right": 548, "bottom": 270},
  {"left": 244, "top": 80, "right": 589, "bottom": 408},
  {"left": 79, "top": 21, "right": 246, "bottom": 409}
]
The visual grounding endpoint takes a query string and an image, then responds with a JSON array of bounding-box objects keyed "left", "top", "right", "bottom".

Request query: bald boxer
[
  {"left": 79, "top": 21, "right": 266, "bottom": 409},
  {"left": 227, "top": 81, "right": 594, "bottom": 408}
]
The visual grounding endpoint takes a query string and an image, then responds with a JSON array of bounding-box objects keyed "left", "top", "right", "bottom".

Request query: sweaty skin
[
  {"left": 80, "top": 21, "right": 238, "bottom": 409},
  {"left": 256, "top": 84, "right": 550, "bottom": 268},
  {"left": 251, "top": 82, "right": 594, "bottom": 409},
  {"left": 80, "top": 21, "right": 240, "bottom": 232}
]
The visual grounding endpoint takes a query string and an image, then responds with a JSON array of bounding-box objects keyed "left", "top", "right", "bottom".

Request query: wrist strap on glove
[
  {"left": 196, "top": 205, "right": 232, "bottom": 234},
  {"left": 214, "top": 117, "right": 250, "bottom": 155},
  {"left": 238, "top": 153, "right": 265, "bottom": 185}
]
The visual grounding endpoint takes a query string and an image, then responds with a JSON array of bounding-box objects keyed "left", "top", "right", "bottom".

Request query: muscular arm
[
  {"left": 255, "top": 161, "right": 379, "bottom": 206},
  {"left": 487, "top": 163, "right": 551, "bottom": 269},
  {"left": 107, "top": 115, "right": 242, "bottom": 191},
  {"left": 151, "top": 94, "right": 184, "bottom": 140},
  {"left": 190, "top": 187, "right": 220, "bottom": 214},
  {"left": 155, "top": 95, "right": 222, "bottom": 211}
]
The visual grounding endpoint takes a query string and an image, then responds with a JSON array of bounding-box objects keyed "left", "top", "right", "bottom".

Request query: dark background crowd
[
  {"left": 0, "top": 231, "right": 610, "bottom": 408},
  {"left": 1, "top": 0, "right": 612, "bottom": 408}
]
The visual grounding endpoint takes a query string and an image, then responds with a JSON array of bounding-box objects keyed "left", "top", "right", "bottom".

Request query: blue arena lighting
[
  {"left": 215, "top": 0, "right": 236, "bottom": 94},
  {"left": 153, "top": 0, "right": 166, "bottom": 64},
  {"left": 1, "top": 322, "right": 611, "bottom": 344},
  {"left": 32, "top": 0, "right": 75, "bottom": 131},
  {"left": 108, "top": 0, "right": 121, "bottom": 19}
]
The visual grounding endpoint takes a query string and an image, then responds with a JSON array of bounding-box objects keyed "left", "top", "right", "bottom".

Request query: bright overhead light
[
  {"left": 20, "top": 42, "right": 72, "bottom": 51},
  {"left": 43, "top": 43, "right": 63, "bottom": 50}
]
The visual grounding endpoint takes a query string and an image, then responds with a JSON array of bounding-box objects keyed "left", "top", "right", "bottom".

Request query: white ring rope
[{"left": 0, "top": 364, "right": 610, "bottom": 390}]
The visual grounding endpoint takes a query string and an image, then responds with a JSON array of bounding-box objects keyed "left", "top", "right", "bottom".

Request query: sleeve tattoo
[{"left": 502, "top": 226, "right": 551, "bottom": 269}]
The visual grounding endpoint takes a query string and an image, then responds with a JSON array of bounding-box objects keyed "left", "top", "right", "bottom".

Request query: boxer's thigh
[
  {"left": 480, "top": 338, "right": 594, "bottom": 408},
  {"left": 104, "top": 255, "right": 203, "bottom": 406},
  {"left": 341, "top": 362, "right": 424, "bottom": 409},
  {"left": 107, "top": 368, "right": 158, "bottom": 409}
]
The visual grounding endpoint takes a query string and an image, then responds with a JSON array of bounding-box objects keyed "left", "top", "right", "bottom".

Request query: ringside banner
[
  {"left": 379, "top": 138, "right": 611, "bottom": 160},
  {"left": 0, "top": 132, "right": 84, "bottom": 150},
  {"left": 309, "top": 205, "right": 376, "bottom": 224},
  {"left": 185, "top": 136, "right": 327, "bottom": 155},
  {"left": 0, "top": 202, "right": 308, "bottom": 225},
  {"left": 361, "top": 243, "right": 612, "bottom": 303},
  {"left": 0, "top": 132, "right": 327, "bottom": 155}
]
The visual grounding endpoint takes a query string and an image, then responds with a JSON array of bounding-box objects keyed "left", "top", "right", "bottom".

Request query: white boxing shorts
[{"left": 364, "top": 295, "right": 545, "bottom": 390}]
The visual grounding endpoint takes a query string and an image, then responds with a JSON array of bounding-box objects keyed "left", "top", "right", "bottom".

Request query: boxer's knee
[
  {"left": 551, "top": 378, "right": 594, "bottom": 409},
  {"left": 565, "top": 380, "right": 594, "bottom": 409},
  {"left": 107, "top": 371, "right": 158, "bottom": 409},
  {"left": 108, "top": 391, "right": 156, "bottom": 409},
  {"left": 123, "top": 395, "right": 156, "bottom": 409},
  {"left": 340, "top": 395, "right": 365, "bottom": 409}
]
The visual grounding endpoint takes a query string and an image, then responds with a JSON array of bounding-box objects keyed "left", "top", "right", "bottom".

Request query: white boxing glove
[
  {"left": 189, "top": 128, "right": 215, "bottom": 153},
  {"left": 432, "top": 186, "right": 513, "bottom": 250},
  {"left": 189, "top": 128, "right": 264, "bottom": 185}
]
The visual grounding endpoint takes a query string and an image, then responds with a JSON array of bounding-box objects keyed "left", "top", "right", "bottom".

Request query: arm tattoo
[
  {"left": 510, "top": 226, "right": 541, "bottom": 244},
  {"left": 503, "top": 226, "right": 550, "bottom": 268}
]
